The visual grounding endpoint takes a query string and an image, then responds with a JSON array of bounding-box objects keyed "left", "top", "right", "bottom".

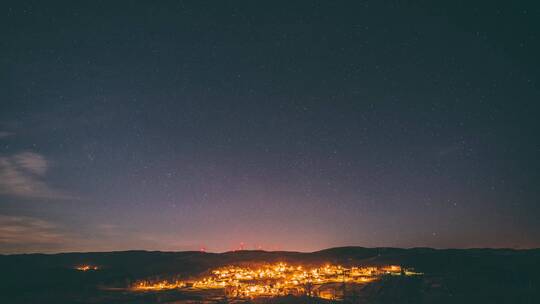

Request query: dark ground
[{"left": 1, "top": 247, "right": 539, "bottom": 303}]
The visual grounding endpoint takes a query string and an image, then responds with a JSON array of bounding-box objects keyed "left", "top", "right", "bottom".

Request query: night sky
[{"left": 1, "top": 1, "right": 539, "bottom": 254}]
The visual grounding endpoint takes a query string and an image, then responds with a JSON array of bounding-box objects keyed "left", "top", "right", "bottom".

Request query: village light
[
  {"left": 130, "top": 262, "right": 420, "bottom": 299},
  {"left": 75, "top": 265, "right": 99, "bottom": 271}
]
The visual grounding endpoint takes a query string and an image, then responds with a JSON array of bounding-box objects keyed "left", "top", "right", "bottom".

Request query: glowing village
[{"left": 130, "top": 262, "right": 421, "bottom": 300}]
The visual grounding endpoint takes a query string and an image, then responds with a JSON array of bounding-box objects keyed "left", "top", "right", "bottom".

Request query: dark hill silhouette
[{"left": 1, "top": 247, "right": 539, "bottom": 303}]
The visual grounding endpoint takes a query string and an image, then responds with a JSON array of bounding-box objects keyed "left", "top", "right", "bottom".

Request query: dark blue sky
[{"left": 1, "top": 1, "right": 539, "bottom": 253}]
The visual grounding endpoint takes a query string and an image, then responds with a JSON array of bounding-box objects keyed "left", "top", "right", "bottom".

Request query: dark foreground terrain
[{"left": 1, "top": 247, "right": 539, "bottom": 303}]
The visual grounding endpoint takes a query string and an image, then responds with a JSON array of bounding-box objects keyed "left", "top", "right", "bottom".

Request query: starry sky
[{"left": 1, "top": 1, "right": 539, "bottom": 253}]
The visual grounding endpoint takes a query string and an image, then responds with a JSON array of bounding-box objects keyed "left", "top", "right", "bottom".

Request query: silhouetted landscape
[{"left": 1, "top": 247, "right": 539, "bottom": 303}]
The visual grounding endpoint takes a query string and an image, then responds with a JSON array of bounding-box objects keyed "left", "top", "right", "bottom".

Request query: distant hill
[{"left": 1, "top": 247, "right": 539, "bottom": 303}]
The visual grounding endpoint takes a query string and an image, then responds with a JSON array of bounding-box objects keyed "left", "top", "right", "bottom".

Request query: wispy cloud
[
  {"left": 13, "top": 152, "right": 49, "bottom": 175},
  {"left": 0, "top": 152, "right": 71, "bottom": 199},
  {"left": 0, "top": 215, "right": 200, "bottom": 253},
  {"left": 0, "top": 216, "right": 124, "bottom": 254},
  {"left": 0, "top": 215, "right": 71, "bottom": 253}
]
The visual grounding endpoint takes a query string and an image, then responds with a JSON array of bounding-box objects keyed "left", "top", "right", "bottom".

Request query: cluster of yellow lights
[
  {"left": 133, "top": 280, "right": 186, "bottom": 291},
  {"left": 131, "top": 263, "right": 417, "bottom": 298},
  {"left": 75, "top": 265, "right": 99, "bottom": 271}
]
